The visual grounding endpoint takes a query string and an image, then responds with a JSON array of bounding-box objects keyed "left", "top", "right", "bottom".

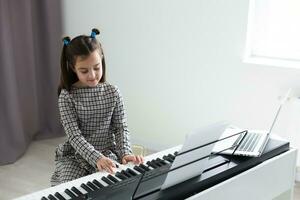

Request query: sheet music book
[{"left": 161, "top": 122, "right": 229, "bottom": 189}]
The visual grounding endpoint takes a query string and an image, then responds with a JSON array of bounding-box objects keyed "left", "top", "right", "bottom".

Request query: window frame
[{"left": 243, "top": 0, "right": 300, "bottom": 69}]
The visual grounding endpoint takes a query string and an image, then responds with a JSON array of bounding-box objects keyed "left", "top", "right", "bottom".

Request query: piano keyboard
[{"left": 14, "top": 145, "right": 182, "bottom": 200}]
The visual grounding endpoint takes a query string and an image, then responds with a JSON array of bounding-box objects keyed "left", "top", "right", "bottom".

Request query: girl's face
[{"left": 74, "top": 50, "right": 103, "bottom": 87}]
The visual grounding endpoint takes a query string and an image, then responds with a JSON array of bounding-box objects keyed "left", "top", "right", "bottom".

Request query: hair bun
[
  {"left": 91, "top": 28, "right": 100, "bottom": 38},
  {"left": 91, "top": 28, "right": 100, "bottom": 35}
]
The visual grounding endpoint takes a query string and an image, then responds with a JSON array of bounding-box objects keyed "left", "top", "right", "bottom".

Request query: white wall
[{"left": 62, "top": 0, "right": 300, "bottom": 152}]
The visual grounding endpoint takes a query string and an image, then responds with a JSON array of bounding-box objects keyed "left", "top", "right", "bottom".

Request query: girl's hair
[{"left": 57, "top": 28, "right": 106, "bottom": 96}]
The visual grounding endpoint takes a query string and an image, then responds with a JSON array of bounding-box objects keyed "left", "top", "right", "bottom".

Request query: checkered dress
[{"left": 51, "top": 82, "right": 132, "bottom": 186}]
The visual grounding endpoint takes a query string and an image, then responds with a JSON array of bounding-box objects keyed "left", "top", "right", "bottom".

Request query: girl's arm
[
  {"left": 58, "top": 90, "right": 102, "bottom": 168},
  {"left": 111, "top": 87, "right": 133, "bottom": 160}
]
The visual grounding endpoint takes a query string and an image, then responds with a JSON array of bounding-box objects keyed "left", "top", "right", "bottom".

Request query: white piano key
[
  {"left": 75, "top": 185, "right": 88, "bottom": 195},
  {"left": 59, "top": 192, "right": 72, "bottom": 200},
  {"left": 56, "top": 191, "right": 73, "bottom": 200}
]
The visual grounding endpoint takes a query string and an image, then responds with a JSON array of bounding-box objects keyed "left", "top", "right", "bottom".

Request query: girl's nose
[{"left": 88, "top": 70, "right": 96, "bottom": 78}]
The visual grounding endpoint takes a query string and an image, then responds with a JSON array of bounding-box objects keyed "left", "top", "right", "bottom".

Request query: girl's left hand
[{"left": 122, "top": 154, "right": 144, "bottom": 165}]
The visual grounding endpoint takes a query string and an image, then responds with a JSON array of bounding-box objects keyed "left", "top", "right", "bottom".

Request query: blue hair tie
[
  {"left": 91, "top": 31, "right": 96, "bottom": 38},
  {"left": 63, "top": 39, "right": 70, "bottom": 46}
]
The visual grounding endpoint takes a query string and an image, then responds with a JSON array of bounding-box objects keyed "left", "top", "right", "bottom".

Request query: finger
[
  {"left": 137, "top": 156, "right": 143, "bottom": 164},
  {"left": 105, "top": 159, "right": 115, "bottom": 166},
  {"left": 136, "top": 156, "right": 142, "bottom": 164},
  {"left": 133, "top": 156, "right": 139, "bottom": 164},
  {"left": 122, "top": 157, "right": 127, "bottom": 164},
  {"left": 106, "top": 160, "right": 116, "bottom": 172},
  {"left": 109, "top": 161, "right": 116, "bottom": 168},
  {"left": 107, "top": 165, "right": 115, "bottom": 174},
  {"left": 130, "top": 156, "right": 137, "bottom": 163},
  {"left": 100, "top": 165, "right": 106, "bottom": 171},
  {"left": 125, "top": 156, "right": 136, "bottom": 164},
  {"left": 137, "top": 155, "right": 143, "bottom": 164}
]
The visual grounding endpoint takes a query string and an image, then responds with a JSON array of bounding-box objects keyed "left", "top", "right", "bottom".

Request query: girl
[{"left": 51, "top": 28, "right": 143, "bottom": 186}]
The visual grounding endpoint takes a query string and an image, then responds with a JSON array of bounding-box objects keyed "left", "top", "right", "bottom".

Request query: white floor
[
  {"left": 0, "top": 137, "right": 64, "bottom": 200},
  {"left": 0, "top": 137, "right": 299, "bottom": 200}
]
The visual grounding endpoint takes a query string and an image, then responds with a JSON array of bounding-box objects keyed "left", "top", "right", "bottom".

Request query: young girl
[{"left": 51, "top": 28, "right": 143, "bottom": 186}]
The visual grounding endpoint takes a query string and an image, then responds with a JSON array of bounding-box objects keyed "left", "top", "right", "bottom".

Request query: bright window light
[{"left": 244, "top": 0, "right": 300, "bottom": 69}]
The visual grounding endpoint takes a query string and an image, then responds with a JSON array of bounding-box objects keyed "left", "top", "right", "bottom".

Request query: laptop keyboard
[{"left": 231, "top": 132, "right": 262, "bottom": 152}]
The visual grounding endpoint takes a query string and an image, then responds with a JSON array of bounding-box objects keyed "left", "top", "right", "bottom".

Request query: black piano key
[
  {"left": 126, "top": 168, "right": 138, "bottom": 176},
  {"left": 41, "top": 197, "right": 48, "bottom": 200},
  {"left": 64, "top": 188, "right": 77, "bottom": 198},
  {"left": 71, "top": 186, "right": 84, "bottom": 196},
  {"left": 92, "top": 179, "right": 105, "bottom": 188},
  {"left": 147, "top": 161, "right": 159, "bottom": 169},
  {"left": 133, "top": 165, "right": 145, "bottom": 174},
  {"left": 48, "top": 194, "right": 57, "bottom": 200},
  {"left": 101, "top": 176, "right": 114, "bottom": 185},
  {"left": 168, "top": 155, "right": 175, "bottom": 161},
  {"left": 139, "top": 163, "right": 150, "bottom": 171},
  {"left": 81, "top": 183, "right": 93, "bottom": 192},
  {"left": 156, "top": 158, "right": 168, "bottom": 165},
  {"left": 87, "top": 181, "right": 98, "bottom": 190},
  {"left": 174, "top": 151, "right": 178, "bottom": 156},
  {"left": 163, "top": 155, "right": 174, "bottom": 163},
  {"left": 153, "top": 159, "right": 163, "bottom": 167},
  {"left": 107, "top": 174, "right": 119, "bottom": 183},
  {"left": 115, "top": 172, "right": 128, "bottom": 180},
  {"left": 168, "top": 154, "right": 175, "bottom": 160},
  {"left": 121, "top": 170, "right": 133, "bottom": 178},
  {"left": 151, "top": 160, "right": 160, "bottom": 167},
  {"left": 54, "top": 192, "right": 66, "bottom": 200},
  {"left": 145, "top": 161, "right": 155, "bottom": 168},
  {"left": 152, "top": 159, "right": 163, "bottom": 167}
]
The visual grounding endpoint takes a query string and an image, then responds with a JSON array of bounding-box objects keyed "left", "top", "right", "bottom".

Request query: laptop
[
  {"left": 213, "top": 89, "right": 291, "bottom": 157},
  {"left": 160, "top": 122, "right": 229, "bottom": 190}
]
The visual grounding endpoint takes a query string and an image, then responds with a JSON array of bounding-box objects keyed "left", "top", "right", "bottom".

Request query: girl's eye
[
  {"left": 80, "top": 71, "right": 88, "bottom": 74},
  {"left": 94, "top": 67, "right": 100, "bottom": 71}
]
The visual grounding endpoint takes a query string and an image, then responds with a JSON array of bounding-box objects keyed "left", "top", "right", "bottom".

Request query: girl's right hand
[{"left": 96, "top": 156, "right": 116, "bottom": 174}]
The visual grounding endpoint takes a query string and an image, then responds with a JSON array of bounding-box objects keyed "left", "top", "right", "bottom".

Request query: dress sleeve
[
  {"left": 58, "top": 90, "right": 102, "bottom": 168},
  {"left": 111, "top": 87, "right": 133, "bottom": 159}
]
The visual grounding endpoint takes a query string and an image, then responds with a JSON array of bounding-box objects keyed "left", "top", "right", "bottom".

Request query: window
[{"left": 244, "top": 0, "right": 300, "bottom": 69}]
